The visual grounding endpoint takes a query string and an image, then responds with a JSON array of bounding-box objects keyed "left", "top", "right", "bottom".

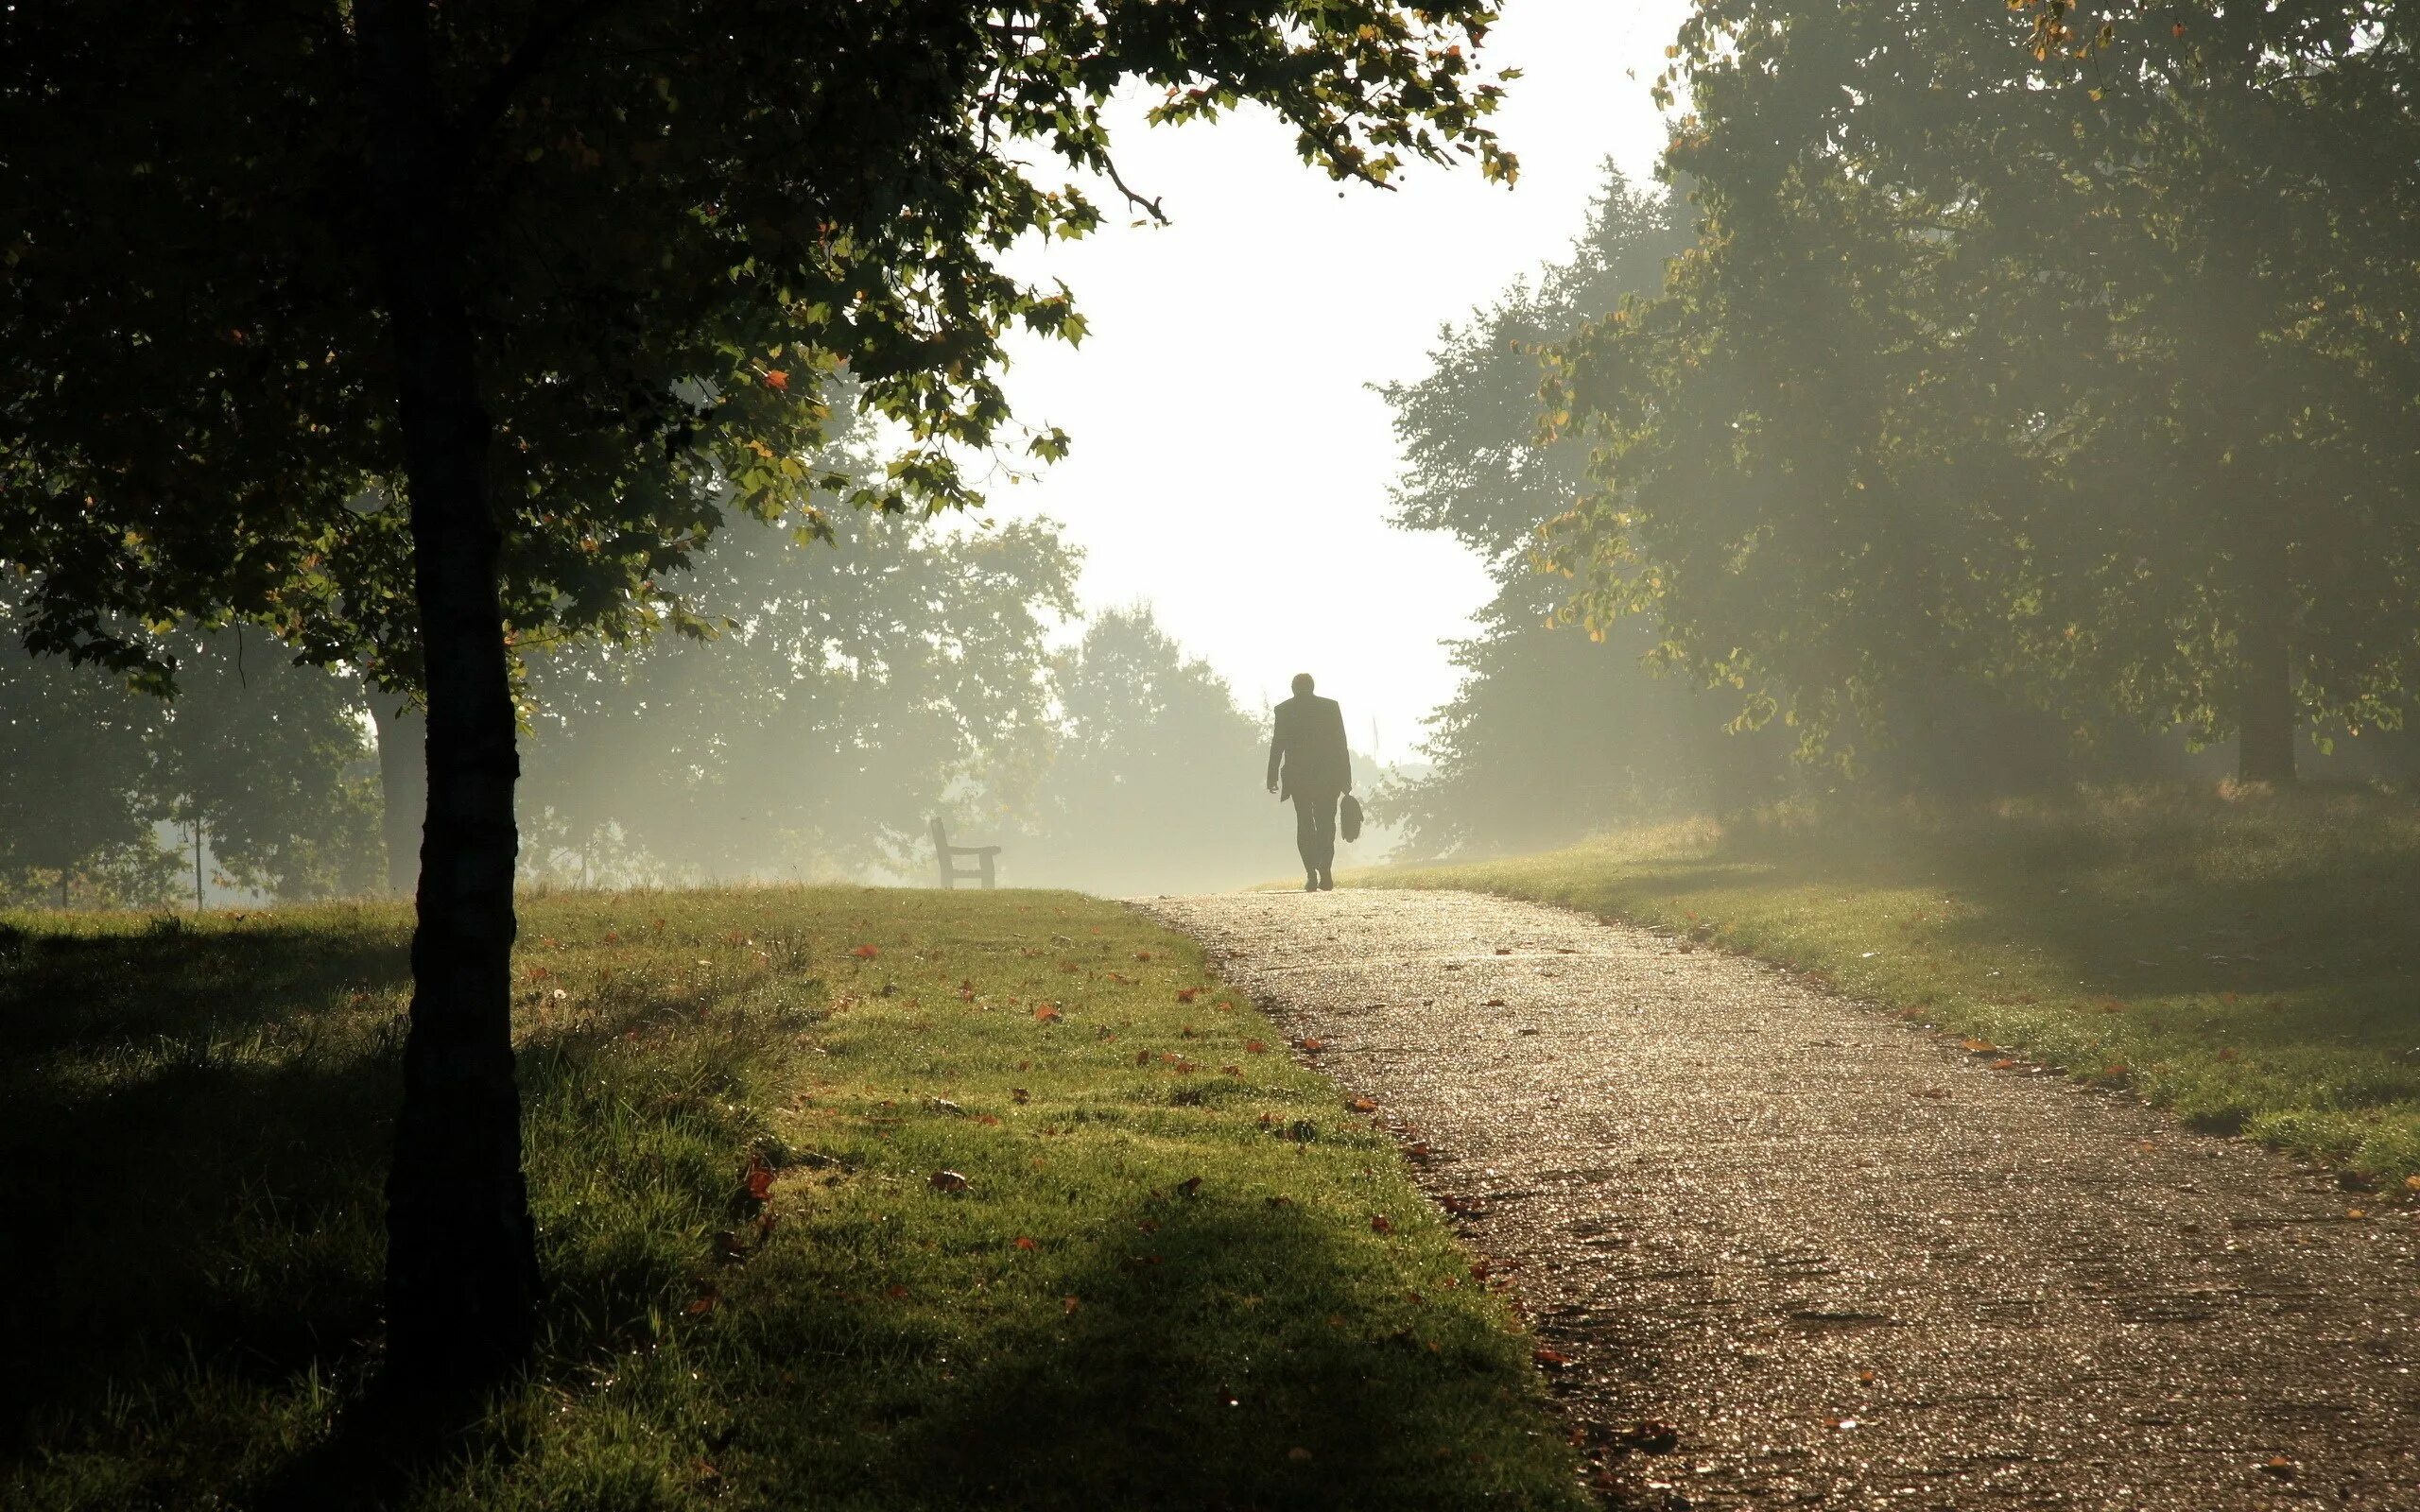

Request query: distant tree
[
  {"left": 147, "top": 634, "right": 384, "bottom": 903},
  {"left": 1019, "top": 606, "right": 1278, "bottom": 895},
  {"left": 1, "top": 2, "right": 1516, "bottom": 1380},
  {"left": 0, "top": 601, "right": 171, "bottom": 908},
  {"left": 1546, "top": 0, "right": 2420, "bottom": 784},
  {"left": 1374, "top": 169, "right": 1740, "bottom": 850},
  {"left": 520, "top": 508, "right": 1077, "bottom": 883}
]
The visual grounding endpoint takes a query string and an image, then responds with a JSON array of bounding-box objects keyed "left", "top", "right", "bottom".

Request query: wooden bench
[{"left": 929, "top": 816, "right": 1001, "bottom": 890}]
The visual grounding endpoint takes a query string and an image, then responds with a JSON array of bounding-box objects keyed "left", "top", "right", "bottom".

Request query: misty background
[{"left": 9, "top": 0, "right": 2419, "bottom": 909}]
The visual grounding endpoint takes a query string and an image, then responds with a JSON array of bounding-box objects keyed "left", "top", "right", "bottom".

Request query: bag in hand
[{"left": 1339, "top": 793, "right": 1363, "bottom": 844}]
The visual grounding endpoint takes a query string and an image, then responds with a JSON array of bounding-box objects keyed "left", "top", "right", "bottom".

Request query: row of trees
[
  {"left": 0, "top": 604, "right": 381, "bottom": 907},
  {"left": 1541, "top": 0, "right": 2418, "bottom": 787},
  {"left": 1382, "top": 3, "right": 2420, "bottom": 854},
  {"left": 6, "top": 514, "right": 1291, "bottom": 905}
]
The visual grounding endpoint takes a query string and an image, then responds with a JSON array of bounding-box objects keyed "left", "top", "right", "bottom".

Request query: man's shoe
[{"left": 1318, "top": 871, "right": 1335, "bottom": 891}]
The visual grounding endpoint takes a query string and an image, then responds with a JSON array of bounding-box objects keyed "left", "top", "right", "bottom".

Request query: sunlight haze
[{"left": 996, "top": 0, "right": 1692, "bottom": 759}]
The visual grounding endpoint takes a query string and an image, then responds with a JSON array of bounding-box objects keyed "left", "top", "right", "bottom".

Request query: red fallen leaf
[
  {"left": 1176, "top": 987, "right": 1201, "bottom": 1003},
  {"left": 850, "top": 943, "right": 879, "bottom": 959},
  {"left": 762, "top": 368, "right": 790, "bottom": 391},
  {"left": 1370, "top": 1214, "right": 1394, "bottom": 1233},
  {"left": 1063, "top": 1295, "right": 1081, "bottom": 1314},
  {"left": 1961, "top": 1039, "right": 1996, "bottom": 1055},
  {"left": 1348, "top": 1097, "right": 1377, "bottom": 1113},
  {"left": 1135, "top": 1048, "right": 1152, "bottom": 1066},
  {"left": 1990, "top": 1057, "right": 2018, "bottom": 1071},
  {"left": 743, "top": 1155, "right": 774, "bottom": 1202},
  {"left": 1132, "top": 950, "right": 1154, "bottom": 961},
  {"left": 1406, "top": 1143, "right": 1432, "bottom": 1163},
  {"left": 685, "top": 1293, "right": 718, "bottom": 1315},
  {"left": 1011, "top": 1087, "right": 1030, "bottom": 1104},
  {"left": 1294, "top": 1037, "right": 1325, "bottom": 1053},
  {"left": 694, "top": 1458, "right": 720, "bottom": 1479},
  {"left": 1221, "top": 1064, "right": 1243, "bottom": 1077},
  {"left": 1533, "top": 1347, "right": 1574, "bottom": 1368},
  {"left": 1244, "top": 1040, "right": 1268, "bottom": 1054},
  {"left": 974, "top": 1114, "right": 1000, "bottom": 1126},
  {"left": 2256, "top": 1455, "right": 2294, "bottom": 1477},
  {"left": 885, "top": 1283, "right": 910, "bottom": 1299},
  {"left": 1032, "top": 1004, "right": 1063, "bottom": 1022},
  {"left": 1013, "top": 1235, "right": 1038, "bottom": 1251},
  {"left": 1481, "top": 997, "right": 1506, "bottom": 1007},
  {"left": 1216, "top": 1000, "right": 1235, "bottom": 1013}
]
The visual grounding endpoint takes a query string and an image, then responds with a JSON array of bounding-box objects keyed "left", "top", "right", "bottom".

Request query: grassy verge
[
  {"left": 1, "top": 886, "right": 1585, "bottom": 1511},
  {"left": 1367, "top": 786, "right": 2420, "bottom": 1190}
]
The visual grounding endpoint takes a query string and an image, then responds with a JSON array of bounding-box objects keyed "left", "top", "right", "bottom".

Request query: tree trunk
[
  {"left": 2236, "top": 605, "right": 2296, "bottom": 786},
  {"left": 368, "top": 695, "right": 428, "bottom": 897},
  {"left": 357, "top": 0, "right": 539, "bottom": 1388}
]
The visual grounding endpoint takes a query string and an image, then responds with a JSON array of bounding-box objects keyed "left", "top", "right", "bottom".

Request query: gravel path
[{"left": 1139, "top": 888, "right": 2420, "bottom": 1512}]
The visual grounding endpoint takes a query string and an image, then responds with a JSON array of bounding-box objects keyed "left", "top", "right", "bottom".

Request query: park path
[{"left": 1139, "top": 888, "right": 2420, "bottom": 1512}]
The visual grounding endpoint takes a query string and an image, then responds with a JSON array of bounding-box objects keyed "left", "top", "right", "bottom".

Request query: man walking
[{"left": 1267, "top": 672, "right": 1352, "bottom": 891}]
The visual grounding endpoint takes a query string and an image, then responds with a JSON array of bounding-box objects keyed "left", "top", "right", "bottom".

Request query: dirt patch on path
[{"left": 1141, "top": 889, "right": 2420, "bottom": 1511}]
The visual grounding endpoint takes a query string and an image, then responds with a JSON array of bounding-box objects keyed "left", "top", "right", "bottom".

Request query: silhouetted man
[{"left": 1267, "top": 672, "right": 1352, "bottom": 891}]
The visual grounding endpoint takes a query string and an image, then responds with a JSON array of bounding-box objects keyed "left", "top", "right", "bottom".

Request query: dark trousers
[{"left": 1292, "top": 789, "right": 1340, "bottom": 877}]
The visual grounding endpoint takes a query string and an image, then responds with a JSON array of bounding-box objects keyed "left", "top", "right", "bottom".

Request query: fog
[{"left": 9, "top": 1, "right": 2419, "bottom": 912}]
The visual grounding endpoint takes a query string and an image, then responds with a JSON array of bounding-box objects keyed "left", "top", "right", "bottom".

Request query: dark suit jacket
[{"left": 1268, "top": 694, "right": 1351, "bottom": 800}]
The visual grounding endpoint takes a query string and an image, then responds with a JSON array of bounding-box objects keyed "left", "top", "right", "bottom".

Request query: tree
[
  {"left": 1543, "top": 0, "right": 2420, "bottom": 783},
  {"left": 519, "top": 507, "right": 1077, "bottom": 884},
  {"left": 147, "top": 633, "right": 385, "bottom": 902},
  {"left": 1018, "top": 605, "right": 1279, "bottom": 896},
  {"left": 1374, "top": 168, "right": 1741, "bottom": 850},
  {"left": 2, "top": 2, "right": 1513, "bottom": 1384},
  {"left": 0, "top": 599, "right": 172, "bottom": 908}
]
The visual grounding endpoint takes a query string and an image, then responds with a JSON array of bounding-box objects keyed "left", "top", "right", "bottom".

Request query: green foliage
[
  {"left": 0, "top": 0, "right": 1517, "bottom": 693},
  {"left": 1, "top": 888, "right": 1586, "bottom": 1510},
  {"left": 148, "top": 633, "right": 386, "bottom": 901},
  {"left": 1375, "top": 786, "right": 2420, "bottom": 1186},
  {"left": 1375, "top": 168, "right": 1754, "bottom": 850},
  {"left": 1543, "top": 0, "right": 2420, "bottom": 774},
  {"left": 518, "top": 506, "right": 1080, "bottom": 884},
  {"left": 0, "top": 620, "right": 171, "bottom": 907}
]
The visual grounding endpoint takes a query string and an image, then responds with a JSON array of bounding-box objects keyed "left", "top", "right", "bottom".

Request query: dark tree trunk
[
  {"left": 357, "top": 0, "right": 539, "bottom": 1388},
  {"left": 368, "top": 695, "right": 428, "bottom": 897},
  {"left": 2237, "top": 604, "right": 2296, "bottom": 786}
]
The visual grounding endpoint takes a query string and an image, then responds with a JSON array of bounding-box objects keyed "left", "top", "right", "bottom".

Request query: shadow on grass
[
  {"left": 721, "top": 1194, "right": 1589, "bottom": 1511},
  {"left": 0, "top": 919, "right": 412, "bottom": 1451}
]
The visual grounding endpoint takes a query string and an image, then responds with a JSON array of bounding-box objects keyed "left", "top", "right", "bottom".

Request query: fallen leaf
[
  {"left": 1482, "top": 997, "right": 1507, "bottom": 1006},
  {"left": 1013, "top": 1235, "right": 1038, "bottom": 1251},
  {"left": 1288, "top": 1447, "right": 1313, "bottom": 1463},
  {"left": 1532, "top": 1347, "right": 1574, "bottom": 1368},
  {"left": 1063, "top": 1295, "right": 1080, "bottom": 1314},
  {"left": 1370, "top": 1214, "right": 1394, "bottom": 1233},
  {"left": 1011, "top": 1087, "right": 1030, "bottom": 1104},
  {"left": 1032, "top": 1004, "right": 1063, "bottom": 1023},
  {"left": 1178, "top": 1176, "right": 1203, "bottom": 1198},
  {"left": 928, "top": 1169, "right": 970, "bottom": 1194},
  {"left": 742, "top": 1155, "right": 774, "bottom": 1203},
  {"left": 1244, "top": 1040, "right": 1268, "bottom": 1054},
  {"left": 1348, "top": 1097, "right": 1378, "bottom": 1113},
  {"left": 885, "top": 1283, "right": 909, "bottom": 1299},
  {"left": 1176, "top": 987, "right": 1201, "bottom": 1003},
  {"left": 761, "top": 369, "right": 789, "bottom": 391},
  {"left": 850, "top": 943, "right": 879, "bottom": 959}
]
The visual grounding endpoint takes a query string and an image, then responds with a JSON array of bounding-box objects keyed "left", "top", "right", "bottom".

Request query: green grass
[
  {"left": 1367, "top": 785, "right": 2420, "bottom": 1191},
  {"left": 0, "top": 888, "right": 1587, "bottom": 1511}
]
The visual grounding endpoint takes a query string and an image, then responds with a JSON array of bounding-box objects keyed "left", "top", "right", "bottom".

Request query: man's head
[{"left": 1291, "top": 672, "right": 1315, "bottom": 696}]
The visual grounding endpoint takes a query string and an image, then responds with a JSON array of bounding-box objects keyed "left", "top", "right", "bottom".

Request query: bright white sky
[{"left": 989, "top": 0, "right": 1692, "bottom": 761}]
